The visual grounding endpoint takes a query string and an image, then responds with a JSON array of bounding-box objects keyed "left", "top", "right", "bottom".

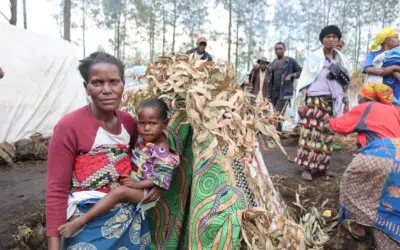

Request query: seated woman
[
  {"left": 46, "top": 52, "right": 161, "bottom": 250},
  {"left": 363, "top": 27, "right": 400, "bottom": 98},
  {"left": 329, "top": 83, "right": 400, "bottom": 249}
]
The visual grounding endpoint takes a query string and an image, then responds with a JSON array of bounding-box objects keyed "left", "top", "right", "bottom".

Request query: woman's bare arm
[
  {"left": 365, "top": 65, "right": 400, "bottom": 77},
  {"left": 48, "top": 237, "right": 61, "bottom": 250}
]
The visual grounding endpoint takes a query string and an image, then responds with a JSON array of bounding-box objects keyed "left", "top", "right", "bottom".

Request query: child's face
[{"left": 137, "top": 107, "right": 167, "bottom": 143}]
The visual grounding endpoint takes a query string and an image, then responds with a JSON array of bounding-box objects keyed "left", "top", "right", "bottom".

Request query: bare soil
[
  {"left": 0, "top": 162, "right": 46, "bottom": 249},
  {"left": 263, "top": 145, "right": 352, "bottom": 219}
]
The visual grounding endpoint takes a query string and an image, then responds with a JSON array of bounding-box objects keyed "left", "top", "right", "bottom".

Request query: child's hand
[{"left": 120, "top": 175, "right": 138, "bottom": 188}]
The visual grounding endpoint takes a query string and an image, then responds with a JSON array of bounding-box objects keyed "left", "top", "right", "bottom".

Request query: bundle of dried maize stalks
[
  {"left": 348, "top": 70, "right": 365, "bottom": 109},
  {"left": 122, "top": 53, "right": 328, "bottom": 249}
]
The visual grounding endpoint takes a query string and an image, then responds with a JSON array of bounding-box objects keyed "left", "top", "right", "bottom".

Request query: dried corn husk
[
  {"left": 122, "top": 54, "right": 284, "bottom": 162},
  {"left": 348, "top": 70, "right": 365, "bottom": 109},
  {"left": 0, "top": 147, "right": 16, "bottom": 167},
  {"left": 333, "top": 133, "right": 358, "bottom": 151},
  {"left": 241, "top": 172, "right": 307, "bottom": 250},
  {"left": 0, "top": 142, "right": 16, "bottom": 167},
  {"left": 121, "top": 54, "right": 314, "bottom": 249},
  {"left": 349, "top": 70, "right": 365, "bottom": 92}
]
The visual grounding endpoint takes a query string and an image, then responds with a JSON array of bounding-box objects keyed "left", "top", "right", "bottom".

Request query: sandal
[
  {"left": 342, "top": 221, "right": 366, "bottom": 240},
  {"left": 323, "top": 171, "right": 336, "bottom": 177},
  {"left": 302, "top": 171, "right": 312, "bottom": 181}
]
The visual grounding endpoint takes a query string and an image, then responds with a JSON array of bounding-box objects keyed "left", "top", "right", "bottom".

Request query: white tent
[{"left": 0, "top": 24, "right": 86, "bottom": 143}]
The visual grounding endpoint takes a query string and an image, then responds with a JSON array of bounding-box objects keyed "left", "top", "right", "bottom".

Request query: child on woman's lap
[{"left": 58, "top": 98, "right": 179, "bottom": 238}]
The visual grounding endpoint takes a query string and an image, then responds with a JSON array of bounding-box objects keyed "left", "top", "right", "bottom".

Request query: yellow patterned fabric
[
  {"left": 370, "top": 27, "right": 398, "bottom": 51},
  {"left": 359, "top": 82, "right": 393, "bottom": 105}
]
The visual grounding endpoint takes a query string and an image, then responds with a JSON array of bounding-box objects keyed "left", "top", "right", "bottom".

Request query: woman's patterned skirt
[{"left": 295, "top": 96, "right": 334, "bottom": 174}]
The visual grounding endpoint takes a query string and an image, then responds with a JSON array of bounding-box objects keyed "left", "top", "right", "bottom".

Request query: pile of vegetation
[{"left": 0, "top": 133, "right": 49, "bottom": 167}]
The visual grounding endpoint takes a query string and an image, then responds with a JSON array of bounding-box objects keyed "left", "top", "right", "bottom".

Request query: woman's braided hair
[{"left": 78, "top": 51, "right": 125, "bottom": 82}]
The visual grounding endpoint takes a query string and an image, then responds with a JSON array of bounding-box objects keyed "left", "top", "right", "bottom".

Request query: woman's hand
[
  {"left": 142, "top": 186, "right": 162, "bottom": 203},
  {"left": 48, "top": 237, "right": 61, "bottom": 250},
  {"left": 381, "top": 66, "right": 400, "bottom": 76}
]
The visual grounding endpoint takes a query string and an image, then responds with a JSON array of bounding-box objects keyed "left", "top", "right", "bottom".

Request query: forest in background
[{"left": 2, "top": 0, "right": 400, "bottom": 73}]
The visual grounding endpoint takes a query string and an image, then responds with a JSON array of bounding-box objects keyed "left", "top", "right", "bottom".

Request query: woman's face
[
  {"left": 322, "top": 34, "right": 339, "bottom": 49},
  {"left": 385, "top": 34, "right": 400, "bottom": 50},
  {"left": 85, "top": 63, "right": 124, "bottom": 113}
]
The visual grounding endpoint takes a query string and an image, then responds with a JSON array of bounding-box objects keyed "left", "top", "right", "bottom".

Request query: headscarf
[
  {"left": 359, "top": 83, "right": 393, "bottom": 105},
  {"left": 370, "top": 27, "right": 398, "bottom": 51},
  {"left": 319, "top": 25, "right": 342, "bottom": 43}
]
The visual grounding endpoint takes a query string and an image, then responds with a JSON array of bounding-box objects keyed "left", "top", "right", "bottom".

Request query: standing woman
[
  {"left": 363, "top": 27, "right": 400, "bottom": 83},
  {"left": 294, "top": 25, "right": 350, "bottom": 181},
  {"left": 46, "top": 52, "right": 158, "bottom": 250}
]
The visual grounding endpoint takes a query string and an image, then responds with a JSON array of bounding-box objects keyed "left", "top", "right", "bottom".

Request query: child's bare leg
[{"left": 58, "top": 186, "right": 144, "bottom": 238}]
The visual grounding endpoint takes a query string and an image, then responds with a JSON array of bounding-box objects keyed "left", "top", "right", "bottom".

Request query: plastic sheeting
[{"left": 0, "top": 24, "right": 86, "bottom": 143}]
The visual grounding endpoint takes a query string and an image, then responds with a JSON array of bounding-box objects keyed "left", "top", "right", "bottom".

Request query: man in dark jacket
[
  {"left": 186, "top": 37, "right": 213, "bottom": 61},
  {"left": 268, "top": 42, "right": 302, "bottom": 112},
  {"left": 249, "top": 57, "right": 269, "bottom": 102}
]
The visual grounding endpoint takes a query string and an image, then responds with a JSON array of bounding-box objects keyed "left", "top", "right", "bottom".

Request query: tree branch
[{"left": 0, "top": 10, "right": 10, "bottom": 22}]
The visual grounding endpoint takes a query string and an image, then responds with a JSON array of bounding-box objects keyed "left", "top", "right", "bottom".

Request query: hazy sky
[
  {"left": 0, "top": 0, "right": 239, "bottom": 61},
  {"left": 3, "top": 0, "right": 386, "bottom": 69}
]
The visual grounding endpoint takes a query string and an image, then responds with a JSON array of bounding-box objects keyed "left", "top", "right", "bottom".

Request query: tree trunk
[
  {"left": 162, "top": 0, "right": 166, "bottom": 56},
  {"left": 381, "top": 6, "right": 387, "bottom": 29},
  {"left": 82, "top": 0, "right": 86, "bottom": 57},
  {"left": 113, "top": 18, "right": 118, "bottom": 56},
  {"left": 340, "top": 0, "right": 348, "bottom": 34},
  {"left": 227, "top": 0, "right": 232, "bottom": 65},
  {"left": 171, "top": 0, "right": 177, "bottom": 53},
  {"left": 235, "top": 17, "right": 239, "bottom": 75},
  {"left": 116, "top": 0, "right": 123, "bottom": 59},
  {"left": 366, "top": 0, "right": 375, "bottom": 53},
  {"left": 323, "top": 0, "right": 326, "bottom": 26},
  {"left": 246, "top": 9, "right": 254, "bottom": 70},
  {"left": 9, "top": 0, "right": 17, "bottom": 26},
  {"left": 63, "top": 0, "right": 71, "bottom": 41},
  {"left": 149, "top": 0, "right": 155, "bottom": 62},
  {"left": 23, "top": 0, "right": 27, "bottom": 29},
  {"left": 122, "top": 9, "right": 127, "bottom": 61},
  {"left": 306, "top": 6, "right": 310, "bottom": 54},
  {"left": 353, "top": 7, "right": 362, "bottom": 69},
  {"left": 356, "top": 19, "right": 362, "bottom": 69},
  {"left": 190, "top": 29, "right": 195, "bottom": 47},
  {"left": 326, "top": 0, "right": 332, "bottom": 26}
]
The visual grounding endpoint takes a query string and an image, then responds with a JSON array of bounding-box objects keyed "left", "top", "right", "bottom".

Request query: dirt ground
[
  {"left": 264, "top": 145, "right": 352, "bottom": 217},
  {"left": 0, "top": 145, "right": 355, "bottom": 249},
  {"left": 0, "top": 162, "right": 46, "bottom": 249}
]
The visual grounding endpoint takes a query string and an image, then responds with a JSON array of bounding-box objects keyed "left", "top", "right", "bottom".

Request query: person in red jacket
[
  {"left": 328, "top": 83, "right": 400, "bottom": 249},
  {"left": 329, "top": 83, "right": 400, "bottom": 148}
]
